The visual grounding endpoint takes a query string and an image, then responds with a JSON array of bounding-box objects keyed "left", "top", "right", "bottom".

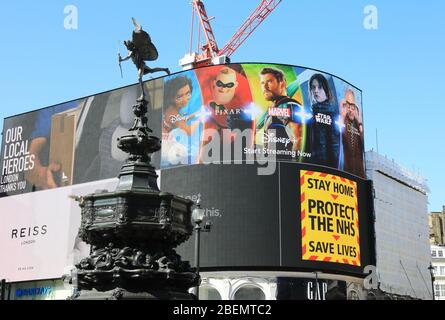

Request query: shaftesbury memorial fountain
[{"left": 70, "top": 18, "right": 199, "bottom": 300}]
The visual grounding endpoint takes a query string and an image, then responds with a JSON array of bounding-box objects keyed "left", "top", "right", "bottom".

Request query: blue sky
[{"left": 0, "top": 1, "right": 444, "bottom": 211}]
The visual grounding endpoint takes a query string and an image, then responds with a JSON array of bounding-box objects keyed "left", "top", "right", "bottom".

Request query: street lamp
[
  {"left": 428, "top": 264, "right": 436, "bottom": 301},
  {"left": 313, "top": 271, "right": 319, "bottom": 300},
  {"left": 192, "top": 199, "right": 212, "bottom": 299},
  {"left": 1, "top": 279, "right": 5, "bottom": 301}
]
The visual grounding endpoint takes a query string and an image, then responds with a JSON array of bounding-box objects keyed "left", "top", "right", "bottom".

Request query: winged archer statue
[{"left": 119, "top": 18, "right": 170, "bottom": 100}]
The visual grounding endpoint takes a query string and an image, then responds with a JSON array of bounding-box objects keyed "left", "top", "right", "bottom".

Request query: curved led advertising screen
[
  {"left": 0, "top": 63, "right": 371, "bottom": 281},
  {"left": 164, "top": 162, "right": 375, "bottom": 276},
  {"left": 1, "top": 63, "right": 364, "bottom": 198},
  {"left": 162, "top": 63, "right": 365, "bottom": 178}
]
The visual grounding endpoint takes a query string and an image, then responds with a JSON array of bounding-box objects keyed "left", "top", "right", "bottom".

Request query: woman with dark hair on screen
[
  {"left": 308, "top": 73, "right": 340, "bottom": 168},
  {"left": 163, "top": 76, "right": 195, "bottom": 136},
  {"left": 162, "top": 76, "right": 201, "bottom": 166}
]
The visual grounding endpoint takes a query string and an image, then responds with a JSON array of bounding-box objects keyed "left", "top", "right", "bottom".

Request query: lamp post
[
  {"left": 314, "top": 272, "right": 319, "bottom": 300},
  {"left": 192, "top": 200, "right": 212, "bottom": 299},
  {"left": 428, "top": 264, "right": 435, "bottom": 301},
  {"left": 1, "top": 279, "right": 5, "bottom": 301}
]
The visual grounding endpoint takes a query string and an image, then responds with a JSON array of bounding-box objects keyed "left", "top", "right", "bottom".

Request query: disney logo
[
  {"left": 263, "top": 131, "right": 297, "bottom": 148},
  {"left": 169, "top": 114, "right": 188, "bottom": 124}
]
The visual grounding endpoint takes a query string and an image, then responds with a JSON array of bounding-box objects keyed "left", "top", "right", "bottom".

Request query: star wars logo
[{"left": 315, "top": 113, "right": 332, "bottom": 125}]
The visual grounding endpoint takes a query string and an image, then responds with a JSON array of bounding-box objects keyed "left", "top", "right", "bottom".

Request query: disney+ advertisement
[{"left": 0, "top": 63, "right": 364, "bottom": 197}]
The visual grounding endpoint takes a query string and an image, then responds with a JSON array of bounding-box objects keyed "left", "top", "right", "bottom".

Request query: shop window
[
  {"left": 233, "top": 285, "right": 266, "bottom": 300},
  {"left": 434, "top": 284, "right": 445, "bottom": 298},
  {"left": 441, "top": 285, "right": 445, "bottom": 298},
  {"left": 348, "top": 290, "right": 360, "bottom": 300},
  {"left": 199, "top": 286, "right": 222, "bottom": 300}
]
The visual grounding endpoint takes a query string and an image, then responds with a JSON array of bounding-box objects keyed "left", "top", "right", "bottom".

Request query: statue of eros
[{"left": 119, "top": 18, "right": 170, "bottom": 100}]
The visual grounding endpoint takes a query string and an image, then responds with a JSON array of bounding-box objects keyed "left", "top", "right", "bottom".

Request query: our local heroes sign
[{"left": 300, "top": 170, "right": 360, "bottom": 266}]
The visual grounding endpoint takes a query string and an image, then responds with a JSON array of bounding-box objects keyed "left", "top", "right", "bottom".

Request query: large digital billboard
[
  {"left": 0, "top": 63, "right": 370, "bottom": 282},
  {"left": 0, "top": 81, "right": 163, "bottom": 197},
  {"left": 1, "top": 63, "right": 364, "bottom": 198},
  {"left": 163, "top": 163, "right": 375, "bottom": 276},
  {"left": 162, "top": 64, "right": 364, "bottom": 177}
]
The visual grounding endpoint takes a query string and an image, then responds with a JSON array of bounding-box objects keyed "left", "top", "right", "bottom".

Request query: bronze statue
[
  {"left": 69, "top": 17, "right": 198, "bottom": 301},
  {"left": 119, "top": 18, "right": 170, "bottom": 100}
]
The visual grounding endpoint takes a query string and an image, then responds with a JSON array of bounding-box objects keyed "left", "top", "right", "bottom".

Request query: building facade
[
  {"left": 431, "top": 245, "right": 445, "bottom": 300},
  {"left": 1, "top": 63, "right": 377, "bottom": 300},
  {"left": 365, "top": 151, "right": 432, "bottom": 300},
  {"left": 194, "top": 151, "right": 433, "bottom": 301},
  {"left": 429, "top": 207, "right": 445, "bottom": 300},
  {"left": 430, "top": 208, "right": 445, "bottom": 245}
]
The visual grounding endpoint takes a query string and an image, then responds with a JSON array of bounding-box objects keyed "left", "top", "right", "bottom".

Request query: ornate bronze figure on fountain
[
  {"left": 70, "top": 18, "right": 198, "bottom": 300},
  {"left": 118, "top": 18, "right": 170, "bottom": 101}
]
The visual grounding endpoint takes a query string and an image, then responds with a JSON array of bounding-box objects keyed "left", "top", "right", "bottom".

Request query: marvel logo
[{"left": 268, "top": 107, "right": 291, "bottom": 117}]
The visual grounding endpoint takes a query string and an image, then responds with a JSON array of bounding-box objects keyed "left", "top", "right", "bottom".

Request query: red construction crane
[{"left": 179, "top": 0, "right": 282, "bottom": 70}]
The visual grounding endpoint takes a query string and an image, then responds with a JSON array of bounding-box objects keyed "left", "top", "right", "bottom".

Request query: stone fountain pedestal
[{"left": 71, "top": 98, "right": 199, "bottom": 300}]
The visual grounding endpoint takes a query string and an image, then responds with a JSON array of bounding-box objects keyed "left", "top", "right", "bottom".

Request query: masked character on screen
[
  {"left": 340, "top": 89, "right": 364, "bottom": 177},
  {"left": 25, "top": 102, "right": 77, "bottom": 190},
  {"left": 118, "top": 18, "right": 170, "bottom": 100},
  {"left": 308, "top": 74, "right": 340, "bottom": 168},
  {"left": 162, "top": 76, "right": 201, "bottom": 165},
  {"left": 256, "top": 67, "right": 303, "bottom": 155},
  {"left": 198, "top": 66, "right": 254, "bottom": 162}
]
